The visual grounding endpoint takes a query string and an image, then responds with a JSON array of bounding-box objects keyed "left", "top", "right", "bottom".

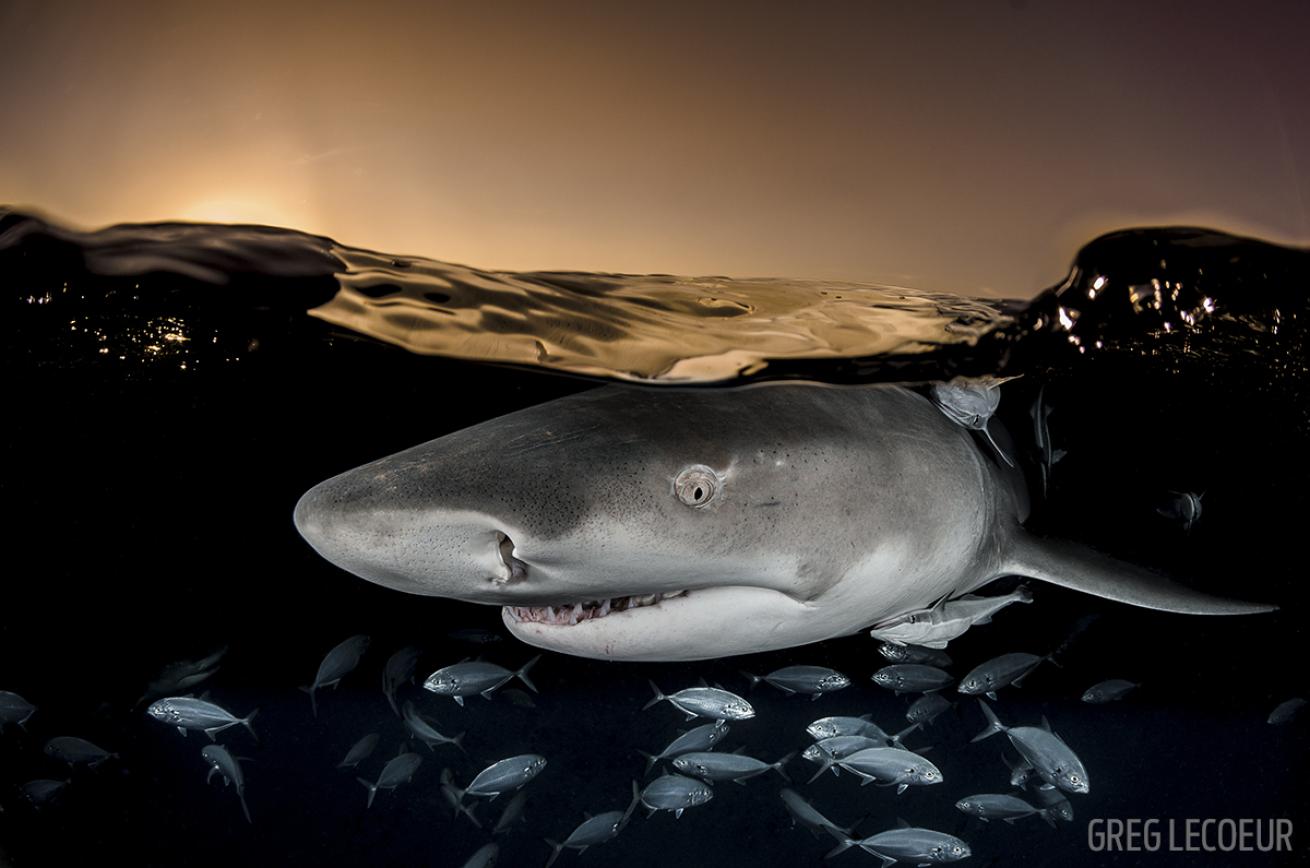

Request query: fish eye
[{"left": 674, "top": 465, "right": 721, "bottom": 508}]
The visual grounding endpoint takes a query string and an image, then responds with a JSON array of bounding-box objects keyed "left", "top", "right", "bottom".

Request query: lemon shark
[{"left": 294, "top": 384, "right": 1273, "bottom": 661}]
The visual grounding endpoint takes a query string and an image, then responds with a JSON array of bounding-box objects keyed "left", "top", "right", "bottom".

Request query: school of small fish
[{"left": 2, "top": 619, "right": 1303, "bottom": 866}]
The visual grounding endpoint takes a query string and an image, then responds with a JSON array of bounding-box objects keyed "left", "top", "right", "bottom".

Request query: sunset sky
[{"left": 2, "top": 0, "right": 1306, "bottom": 297}]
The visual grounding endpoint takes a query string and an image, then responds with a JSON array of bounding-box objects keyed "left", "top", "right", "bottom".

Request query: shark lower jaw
[{"left": 499, "top": 585, "right": 819, "bottom": 662}]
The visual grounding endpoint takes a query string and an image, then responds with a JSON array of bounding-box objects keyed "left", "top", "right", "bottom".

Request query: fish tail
[
  {"left": 772, "top": 752, "right": 795, "bottom": 782},
  {"left": 301, "top": 685, "right": 318, "bottom": 718},
  {"left": 241, "top": 708, "right": 260, "bottom": 742},
  {"left": 385, "top": 691, "right": 400, "bottom": 718},
  {"left": 516, "top": 655, "right": 541, "bottom": 694},
  {"left": 1015, "top": 584, "right": 1034, "bottom": 603},
  {"left": 452, "top": 732, "right": 467, "bottom": 753},
  {"left": 622, "top": 779, "right": 641, "bottom": 827},
  {"left": 543, "top": 839, "right": 563, "bottom": 868},
  {"left": 637, "top": 750, "right": 658, "bottom": 776},
  {"left": 1039, "top": 808, "right": 1056, "bottom": 828},
  {"left": 891, "top": 722, "right": 920, "bottom": 747},
  {"left": 357, "top": 777, "right": 377, "bottom": 809},
  {"left": 824, "top": 835, "right": 857, "bottom": 860},
  {"left": 238, "top": 791, "right": 252, "bottom": 824},
  {"left": 806, "top": 758, "right": 834, "bottom": 785},
  {"left": 739, "top": 670, "right": 762, "bottom": 690},
  {"left": 972, "top": 698, "right": 1005, "bottom": 742},
  {"left": 641, "top": 680, "right": 665, "bottom": 711}
]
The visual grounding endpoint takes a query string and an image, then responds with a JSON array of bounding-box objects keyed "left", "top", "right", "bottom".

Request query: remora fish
[
  {"left": 146, "top": 697, "right": 258, "bottom": 741},
  {"left": 973, "top": 700, "right": 1089, "bottom": 794},
  {"left": 1081, "top": 679, "right": 1139, "bottom": 703},
  {"left": 930, "top": 377, "right": 1014, "bottom": 466},
  {"left": 422, "top": 656, "right": 539, "bottom": 706},
  {"left": 868, "top": 586, "right": 1033, "bottom": 649},
  {"left": 382, "top": 646, "right": 422, "bottom": 716},
  {"left": 44, "top": 736, "right": 117, "bottom": 769},
  {"left": 957, "top": 651, "right": 1054, "bottom": 700},
  {"left": 357, "top": 752, "right": 423, "bottom": 809},
  {"left": 202, "top": 744, "right": 252, "bottom": 823},
  {"left": 826, "top": 825, "right": 971, "bottom": 864},
  {"left": 303, "top": 634, "right": 369, "bottom": 717},
  {"left": 643, "top": 682, "right": 754, "bottom": 721},
  {"left": 871, "top": 664, "right": 954, "bottom": 695},
  {"left": 741, "top": 665, "right": 849, "bottom": 698},
  {"left": 640, "top": 774, "right": 713, "bottom": 818},
  {"left": 672, "top": 750, "right": 793, "bottom": 784},
  {"left": 638, "top": 720, "right": 729, "bottom": 775},
  {"left": 401, "top": 701, "right": 464, "bottom": 753},
  {"left": 452, "top": 754, "right": 548, "bottom": 802},
  {"left": 294, "top": 384, "right": 1274, "bottom": 662},
  {"left": 878, "top": 644, "right": 954, "bottom": 667},
  {"left": 337, "top": 733, "right": 380, "bottom": 769},
  {"left": 544, "top": 781, "right": 640, "bottom": 867}
]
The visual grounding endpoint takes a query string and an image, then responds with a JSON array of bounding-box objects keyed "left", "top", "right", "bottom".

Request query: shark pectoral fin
[{"left": 1003, "top": 532, "right": 1278, "bottom": 615}]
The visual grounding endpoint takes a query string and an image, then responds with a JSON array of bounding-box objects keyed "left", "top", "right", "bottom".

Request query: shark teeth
[{"left": 506, "top": 591, "right": 688, "bottom": 626}]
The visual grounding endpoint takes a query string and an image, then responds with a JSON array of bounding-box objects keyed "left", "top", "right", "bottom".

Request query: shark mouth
[{"left": 504, "top": 591, "right": 689, "bottom": 626}]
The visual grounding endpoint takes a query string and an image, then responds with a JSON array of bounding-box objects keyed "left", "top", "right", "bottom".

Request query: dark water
[{"left": 2, "top": 209, "right": 1308, "bottom": 867}]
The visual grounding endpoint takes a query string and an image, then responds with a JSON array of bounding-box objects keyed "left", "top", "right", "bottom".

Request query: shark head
[{"left": 294, "top": 383, "right": 1000, "bottom": 661}]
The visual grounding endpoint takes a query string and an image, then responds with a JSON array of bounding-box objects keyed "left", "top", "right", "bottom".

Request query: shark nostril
[{"left": 494, "top": 532, "right": 529, "bottom": 584}]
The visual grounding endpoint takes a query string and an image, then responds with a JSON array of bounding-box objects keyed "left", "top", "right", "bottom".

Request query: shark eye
[{"left": 674, "top": 465, "right": 721, "bottom": 508}]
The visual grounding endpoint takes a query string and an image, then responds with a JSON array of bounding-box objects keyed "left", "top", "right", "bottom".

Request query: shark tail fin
[
  {"left": 1003, "top": 532, "right": 1277, "bottom": 615},
  {"left": 972, "top": 699, "right": 1006, "bottom": 743},
  {"left": 543, "top": 839, "right": 563, "bottom": 868},
  {"left": 357, "top": 777, "right": 377, "bottom": 809},
  {"left": 516, "top": 656, "right": 541, "bottom": 694},
  {"left": 642, "top": 681, "right": 666, "bottom": 711}
]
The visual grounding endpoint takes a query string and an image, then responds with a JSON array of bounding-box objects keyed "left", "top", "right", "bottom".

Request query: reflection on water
[{"left": 2, "top": 208, "right": 1308, "bottom": 867}]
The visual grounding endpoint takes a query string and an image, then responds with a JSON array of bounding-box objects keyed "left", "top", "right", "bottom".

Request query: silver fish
[
  {"left": 337, "top": 733, "right": 380, "bottom": 769},
  {"left": 357, "top": 751, "right": 423, "bottom": 809},
  {"left": 202, "top": 744, "right": 251, "bottom": 823},
  {"left": 639, "top": 774, "right": 713, "bottom": 819},
  {"left": 137, "top": 646, "right": 228, "bottom": 706},
  {"left": 0, "top": 690, "right": 36, "bottom": 730},
  {"left": 1081, "top": 679, "right": 1139, "bottom": 703},
  {"left": 741, "top": 665, "right": 849, "bottom": 697},
  {"left": 806, "top": 715, "right": 879, "bottom": 741},
  {"left": 871, "top": 664, "right": 954, "bottom": 694},
  {"left": 958, "top": 651, "right": 1052, "bottom": 699},
  {"left": 440, "top": 768, "right": 483, "bottom": 828},
  {"left": 779, "top": 788, "right": 854, "bottom": 839},
  {"left": 906, "top": 694, "right": 953, "bottom": 726},
  {"left": 1268, "top": 697, "right": 1306, "bottom": 725},
  {"left": 455, "top": 754, "right": 548, "bottom": 802},
  {"left": 877, "top": 643, "right": 953, "bottom": 667},
  {"left": 803, "top": 732, "right": 917, "bottom": 783},
  {"left": 638, "top": 720, "right": 729, "bottom": 775},
  {"left": 827, "top": 825, "right": 971, "bottom": 863},
  {"left": 147, "top": 697, "right": 258, "bottom": 741},
  {"left": 422, "top": 656, "right": 539, "bottom": 706},
  {"left": 672, "top": 750, "right": 793, "bottom": 784},
  {"left": 382, "top": 646, "right": 421, "bottom": 717},
  {"left": 20, "top": 779, "right": 66, "bottom": 805},
  {"left": 401, "top": 701, "right": 464, "bottom": 753},
  {"left": 955, "top": 793, "right": 1044, "bottom": 824},
  {"left": 973, "top": 700, "right": 1088, "bottom": 794},
  {"left": 643, "top": 682, "right": 754, "bottom": 721},
  {"left": 304, "top": 634, "right": 369, "bottom": 717},
  {"left": 835, "top": 747, "right": 942, "bottom": 794},
  {"left": 44, "top": 736, "right": 117, "bottom": 769},
  {"left": 869, "top": 586, "right": 1033, "bottom": 649},
  {"left": 492, "top": 790, "right": 528, "bottom": 835},
  {"left": 459, "top": 843, "right": 499, "bottom": 868},
  {"left": 544, "top": 781, "right": 639, "bottom": 867}
]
